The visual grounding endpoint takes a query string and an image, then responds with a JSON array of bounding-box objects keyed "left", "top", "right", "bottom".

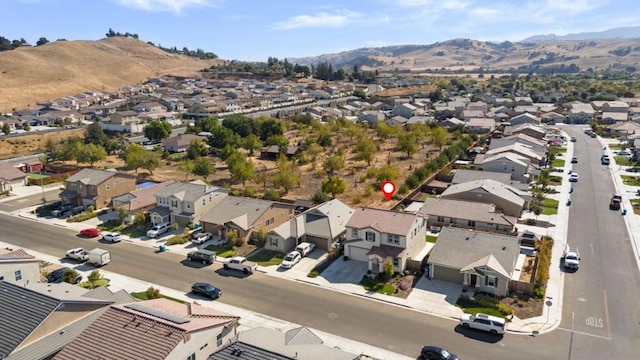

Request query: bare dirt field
[{"left": 0, "top": 128, "right": 86, "bottom": 159}]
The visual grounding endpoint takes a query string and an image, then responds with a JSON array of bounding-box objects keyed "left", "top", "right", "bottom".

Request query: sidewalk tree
[
  {"left": 321, "top": 176, "right": 347, "bottom": 198},
  {"left": 191, "top": 156, "right": 215, "bottom": 181},
  {"left": 143, "top": 120, "right": 172, "bottom": 143},
  {"left": 354, "top": 137, "right": 377, "bottom": 166},
  {"left": 77, "top": 143, "right": 107, "bottom": 167},
  {"left": 87, "top": 270, "right": 103, "bottom": 289}
]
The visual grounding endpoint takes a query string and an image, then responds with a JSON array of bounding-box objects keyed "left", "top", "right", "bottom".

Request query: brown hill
[
  {"left": 290, "top": 38, "right": 640, "bottom": 73},
  {"left": 0, "top": 37, "right": 221, "bottom": 112}
]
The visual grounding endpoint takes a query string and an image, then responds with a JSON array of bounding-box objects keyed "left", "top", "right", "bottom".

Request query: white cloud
[
  {"left": 272, "top": 9, "right": 365, "bottom": 30},
  {"left": 113, "top": 0, "right": 212, "bottom": 14},
  {"left": 392, "top": 0, "right": 471, "bottom": 10}
]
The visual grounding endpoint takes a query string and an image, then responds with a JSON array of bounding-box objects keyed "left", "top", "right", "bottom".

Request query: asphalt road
[
  {"left": 0, "top": 212, "right": 568, "bottom": 360},
  {"left": 560, "top": 127, "right": 640, "bottom": 358},
  {"left": 0, "top": 189, "right": 60, "bottom": 213}
]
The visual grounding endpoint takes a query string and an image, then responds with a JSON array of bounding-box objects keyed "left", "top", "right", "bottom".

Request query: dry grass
[
  {"left": 0, "top": 128, "right": 86, "bottom": 159},
  {"left": 376, "top": 85, "right": 436, "bottom": 97},
  {"left": 0, "top": 37, "right": 222, "bottom": 112}
]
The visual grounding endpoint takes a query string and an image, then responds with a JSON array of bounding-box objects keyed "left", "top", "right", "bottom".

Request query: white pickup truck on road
[
  {"left": 223, "top": 256, "right": 258, "bottom": 274},
  {"left": 563, "top": 244, "right": 581, "bottom": 270},
  {"left": 66, "top": 248, "right": 89, "bottom": 262}
]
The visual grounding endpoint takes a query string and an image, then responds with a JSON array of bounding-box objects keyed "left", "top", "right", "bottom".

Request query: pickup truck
[
  {"left": 563, "top": 244, "right": 581, "bottom": 270},
  {"left": 223, "top": 256, "right": 258, "bottom": 274},
  {"left": 66, "top": 248, "right": 89, "bottom": 262}
]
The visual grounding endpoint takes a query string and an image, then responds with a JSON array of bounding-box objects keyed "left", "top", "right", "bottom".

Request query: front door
[
  {"left": 470, "top": 274, "right": 477, "bottom": 287},
  {"left": 371, "top": 257, "right": 379, "bottom": 273}
]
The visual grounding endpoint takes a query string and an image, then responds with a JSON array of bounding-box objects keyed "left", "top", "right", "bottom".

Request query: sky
[{"left": 3, "top": 0, "right": 639, "bottom": 61}]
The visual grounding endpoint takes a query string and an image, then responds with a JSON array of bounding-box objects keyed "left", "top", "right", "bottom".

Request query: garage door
[
  {"left": 433, "top": 265, "right": 464, "bottom": 284},
  {"left": 305, "top": 235, "right": 328, "bottom": 251},
  {"left": 348, "top": 246, "right": 369, "bottom": 262}
]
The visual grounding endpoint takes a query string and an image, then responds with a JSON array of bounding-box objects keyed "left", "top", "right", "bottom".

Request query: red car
[{"left": 80, "top": 228, "right": 102, "bottom": 237}]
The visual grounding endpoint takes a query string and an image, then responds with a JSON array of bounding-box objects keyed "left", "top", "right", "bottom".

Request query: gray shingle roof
[
  {"left": 440, "top": 179, "right": 526, "bottom": 208},
  {"left": 156, "top": 181, "right": 226, "bottom": 203},
  {"left": 200, "top": 196, "right": 275, "bottom": 230},
  {"left": 209, "top": 342, "right": 295, "bottom": 360},
  {"left": 421, "top": 198, "right": 517, "bottom": 226},
  {"left": 346, "top": 207, "right": 421, "bottom": 236},
  {"left": 65, "top": 168, "right": 118, "bottom": 186},
  {"left": 304, "top": 199, "right": 354, "bottom": 239},
  {"left": 427, "top": 227, "right": 520, "bottom": 278},
  {"left": 0, "top": 281, "right": 62, "bottom": 358}
]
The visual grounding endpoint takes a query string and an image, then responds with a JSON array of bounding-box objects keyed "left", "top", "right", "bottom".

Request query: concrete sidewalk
[{"left": 0, "top": 239, "right": 413, "bottom": 360}]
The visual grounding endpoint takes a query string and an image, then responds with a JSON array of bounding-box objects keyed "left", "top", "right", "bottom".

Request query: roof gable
[{"left": 346, "top": 207, "right": 421, "bottom": 236}]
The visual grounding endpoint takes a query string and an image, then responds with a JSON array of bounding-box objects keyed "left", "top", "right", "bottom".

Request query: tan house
[
  {"left": 417, "top": 198, "right": 518, "bottom": 235},
  {"left": 109, "top": 110, "right": 140, "bottom": 125},
  {"left": 200, "top": 196, "right": 296, "bottom": 242},
  {"left": 0, "top": 248, "right": 41, "bottom": 285},
  {"left": 148, "top": 181, "right": 229, "bottom": 226},
  {"left": 344, "top": 207, "right": 427, "bottom": 273},
  {"left": 53, "top": 298, "right": 240, "bottom": 360},
  {"left": 60, "top": 168, "right": 137, "bottom": 208},
  {"left": 112, "top": 180, "right": 175, "bottom": 218},
  {"left": 439, "top": 179, "right": 529, "bottom": 217},
  {"left": 0, "top": 163, "right": 27, "bottom": 193},
  {"left": 161, "top": 134, "right": 207, "bottom": 153}
]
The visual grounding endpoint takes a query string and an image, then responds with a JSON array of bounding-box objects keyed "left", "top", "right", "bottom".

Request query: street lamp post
[{"left": 40, "top": 168, "right": 46, "bottom": 204}]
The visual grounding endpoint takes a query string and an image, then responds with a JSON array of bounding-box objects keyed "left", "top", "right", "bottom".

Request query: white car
[
  {"left": 459, "top": 313, "right": 506, "bottom": 335},
  {"left": 569, "top": 173, "right": 579, "bottom": 182},
  {"left": 191, "top": 232, "right": 213, "bottom": 245},
  {"left": 618, "top": 150, "right": 632, "bottom": 156},
  {"left": 102, "top": 232, "right": 122, "bottom": 243},
  {"left": 280, "top": 251, "right": 302, "bottom": 269}
]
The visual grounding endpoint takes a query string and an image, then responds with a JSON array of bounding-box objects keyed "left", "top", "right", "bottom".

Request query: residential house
[
  {"left": 568, "top": 103, "right": 595, "bottom": 124},
  {"left": 492, "top": 133, "right": 547, "bottom": 152},
  {"left": 0, "top": 163, "right": 27, "bottom": 193},
  {"left": 462, "top": 109, "right": 486, "bottom": 121},
  {"left": 112, "top": 181, "right": 175, "bottom": 219},
  {"left": 109, "top": 110, "right": 140, "bottom": 125},
  {"left": 603, "top": 101, "right": 630, "bottom": 113},
  {"left": 208, "top": 327, "right": 358, "bottom": 360},
  {"left": 344, "top": 207, "right": 427, "bottom": 273},
  {"left": 419, "top": 198, "right": 517, "bottom": 235},
  {"left": 391, "top": 103, "right": 417, "bottom": 119},
  {"left": 132, "top": 102, "right": 167, "bottom": 113},
  {"left": 541, "top": 111, "right": 566, "bottom": 124},
  {"left": 358, "top": 110, "right": 385, "bottom": 124},
  {"left": 439, "top": 179, "right": 530, "bottom": 217},
  {"left": 385, "top": 115, "right": 408, "bottom": 126},
  {"left": 508, "top": 113, "right": 541, "bottom": 126},
  {"left": 467, "top": 101, "right": 488, "bottom": 112},
  {"left": 426, "top": 227, "right": 521, "bottom": 297},
  {"left": 513, "top": 105, "right": 538, "bottom": 116},
  {"left": 260, "top": 145, "right": 302, "bottom": 160},
  {"left": 485, "top": 142, "right": 544, "bottom": 165},
  {"left": 148, "top": 181, "right": 229, "bottom": 226},
  {"left": 514, "top": 96, "right": 533, "bottom": 106},
  {"left": 161, "top": 134, "right": 207, "bottom": 153},
  {"left": 503, "top": 123, "right": 546, "bottom": 140},
  {"left": 466, "top": 118, "right": 495, "bottom": 134},
  {"left": 200, "top": 196, "right": 296, "bottom": 242},
  {"left": 60, "top": 168, "right": 137, "bottom": 208},
  {"left": 0, "top": 248, "right": 40, "bottom": 285},
  {"left": 266, "top": 199, "right": 354, "bottom": 252},
  {"left": 54, "top": 298, "right": 240, "bottom": 360},
  {"left": 608, "top": 121, "right": 640, "bottom": 137},
  {"left": 440, "top": 117, "right": 465, "bottom": 129},
  {"left": 451, "top": 169, "right": 530, "bottom": 190},
  {"left": 0, "top": 281, "right": 118, "bottom": 360},
  {"left": 474, "top": 152, "right": 532, "bottom": 183},
  {"left": 601, "top": 111, "right": 628, "bottom": 124}
]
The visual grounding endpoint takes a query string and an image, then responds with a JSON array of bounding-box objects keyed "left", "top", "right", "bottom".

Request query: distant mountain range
[
  {"left": 521, "top": 26, "right": 640, "bottom": 42},
  {"left": 288, "top": 27, "right": 640, "bottom": 73}
]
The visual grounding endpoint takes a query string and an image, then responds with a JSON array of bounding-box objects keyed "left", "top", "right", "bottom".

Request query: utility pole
[{"left": 40, "top": 169, "right": 46, "bottom": 204}]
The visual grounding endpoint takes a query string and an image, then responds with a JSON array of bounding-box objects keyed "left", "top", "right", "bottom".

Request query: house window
[
  {"left": 105, "top": 183, "right": 110, "bottom": 190},
  {"left": 203, "top": 199, "right": 206, "bottom": 206},
  {"left": 187, "top": 354, "right": 195, "bottom": 360},
  {"left": 437, "top": 216, "right": 444, "bottom": 222},
  {"left": 468, "top": 220, "right": 475, "bottom": 227},
  {"left": 486, "top": 275, "right": 497, "bottom": 287},
  {"left": 171, "top": 200, "right": 178, "bottom": 208},
  {"left": 393, "top": 258, "right": 399, "bottom": 266},
  {"left": 265, "top": 217, "right": 274, "bottom": 226},
  {"left": 14, "top": 270, "right": 22, "bottom": 281},
  {"left": 388, "top": 234, "right": 399, "bottom": 244},
  {"left": 186, "top": 202, "right": 191, "bottom": 209},
  {"left": 365, "top": 232, "right": 375, "bottom": 242},
  {"left": 217, "top": 333, "right": 223, "bottom": 347},
  {"left": 113, "top": 181, "right": 117, "bottom": 188},
  {"left": 450, "top": 218, "right": 457, "bottom": 225},
  {"left": 270, "top": 237, "right": 278, "bottom": 246},
  {"left": 351, "top": 228, "right": 358, "bottom": 237}
]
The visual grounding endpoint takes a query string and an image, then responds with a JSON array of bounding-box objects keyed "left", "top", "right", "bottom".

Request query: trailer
[{"left": 88, "top": 248, "right": 111, "bottom": 267}]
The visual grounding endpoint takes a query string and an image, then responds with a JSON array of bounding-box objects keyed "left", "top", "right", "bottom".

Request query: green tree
[
  {"left": 87, "top": 270, "right": 103, "bottom": 289},
  {"left": 323, "top": 154, "right": 345, "bottom": 176},
  {"left": 77, "top": 143, "right": 107, "bottom": 167},
  {"left": 117, "top": 207, "right": 128, "bottom": 225},
  {"left": 266, "top": 134, "right": 288, "bottom": 147},
  {"left": 272, "top": 154, "right": 300, "bottom": 193},
  {"left": 191, "top": 156, "right": 215, "bottom": 181},
  {"left": 218, "top": 144, "right": 239, "bottom": 162},
  {"left": 23, "top": 123, "right": 31, "bottom": 131},
  {"left": 140, "top": 151, "right": 162, "bottom": 175},
  {"left": 61, "top": 268, "right": 79, "bottom": 284},
  {"left": 124, "top": 143, "right": 146, "bottom": 173},
  {"left": 186, "top": 139, "right": 209, "bottom": 160},
  {"left": 36, "top": 37, "right": 49, "bottom": 46},
  {"left": 375, "top": 122, "right": 394, "bottom": 140},
  {"left": 143, "top": 120, "right": 172, "bottom": 142},
  {"left": 397, "top": 132, "right": 419, "bottom": 158},
  {"left": 321, "top": 177, "right": 347, "bottom": 198},
  {"left": 145, "top": 286, "right": 161, "bottom": 299},
  {"left": 85, "top": 122, "right": 108, "bottom": 147},
  {"left": 242, "top": 133, "right": 263, "bottom": 156},
  {"left": 376, "top": 164, "right": 399, "bottom": 182},
  {"left": 354, "top": 138, "right": 377, "bottom": 166},
  {"left": 312, "top": 190, "right": 329, "bottom": 203},
  {"left": 430, "top": 127, "right": 448, "bottom": 150},
  {"left": 227, "top": 153, "right": 255, "bottom": 186},
  {"left": 382, "top": 259, "right": 394, "bottom": 281},
  {"left": 1, "top": 122, "right": 11, "bottom": 135},
  {"left": 177, "top": 159, "right": 194, "bottom": 181}
]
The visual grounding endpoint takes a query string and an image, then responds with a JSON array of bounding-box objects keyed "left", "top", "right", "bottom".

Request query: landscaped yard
[
  {"left": 360, "top": 275, "right": 396, "bottom": 295},
  {"left": 541, "top": 198, "right": 559, "bottom": 215},
  {"left": 456, "top": 293, "right": 513, "bottom": 319},
  {"left": 427, "top": 235, "right": 438, "bottom": 243},
  {"left": 419, "top": 193, "right": 437, "bottom": 201},
  {"left": 165, "top": 235, "right": 189, "bottom": 245},
  {"left": 247, "top": 250, "right": 284, "bottom": 266},
  {"left": 131, "top": 291, "right": 186, "bottom": 303},
  {"left": 27, "top": 173, "right": 48, "bottom": 180},
  {"left": 97, "top": 220, "right": 148, "bottom": 238},
  {"left": 615, "top": 156, "right": 635, "bottom": 166},
  {"left": 548, "top": 175, "right": 562, "bottom": 185},
  {"left": 622, "top": 175, "right": 640, "bottom": 186},
  {"left": 79, "top": 279, "right": 109, "bottom": 289},
  {"left": 631, "top": 199, "right": 640, "bottom": 215},
  {"left": 608, "top": 143, "right": 623, "bottom": 150},
  {"left": 551, "top": 159, "right": 565, "bottom": 168},
  {"left": 205, "top": 243, "right": 238, "bottom": 258}
]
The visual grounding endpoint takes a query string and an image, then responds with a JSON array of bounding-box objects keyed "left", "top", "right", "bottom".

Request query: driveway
[{"left": 320, "top": 258, "right": 368, "bottom": 284}]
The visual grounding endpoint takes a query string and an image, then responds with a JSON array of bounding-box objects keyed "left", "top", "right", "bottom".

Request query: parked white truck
[
  {"left": 223, "top": 256, "right": 258, "bottom": 274},
  {"left": 563, "top": 244, "right": 580, "bottom": 270},
  {"left": 66, "top": 248, "right": 89, "bottom": 262},
  {"left": 88, "top": 248, "right": 111, "bottom": 267}
]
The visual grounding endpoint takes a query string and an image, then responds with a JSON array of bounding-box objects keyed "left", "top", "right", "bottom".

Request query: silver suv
[
  {"left": 147, "top": 222, "right": 171, "bottom": 238},
  {"left": 459, "top": 313, "right": 506, "bottom": 335}
]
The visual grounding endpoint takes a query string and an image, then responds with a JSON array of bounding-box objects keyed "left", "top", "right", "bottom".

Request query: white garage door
[{"left": 348, "top": 246, "right": 369, "bottom": 262}]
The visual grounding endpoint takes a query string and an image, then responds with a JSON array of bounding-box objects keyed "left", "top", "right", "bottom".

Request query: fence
[
  {"left": 508, "top": 280, "right": 535, "bottom": 295},
  {"left": 27, "top": 170, "right": 78, "bottom": 186}
]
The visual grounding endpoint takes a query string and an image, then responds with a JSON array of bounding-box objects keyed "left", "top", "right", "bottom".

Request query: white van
[{"left": 295, "top": 242, "right": 316, "bottom": 257}]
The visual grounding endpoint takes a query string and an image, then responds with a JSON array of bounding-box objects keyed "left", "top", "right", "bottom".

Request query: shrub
[
  {"left": 229, "top": 189, "right": 242, "bottom": 196},
  {"left": 264, "top": 189, "right": 280, "bottom": 198},
  {"left": 243, "top": 186, "right": 256, "bottom": 197},
  {"left": 365, "top": 167, "right": 377, "bottom": 179},
  {"left": 67, "top": 211, "right": 98, "bottom": 223},
  {"left": 61, "top": 268, "right": 79, "bottom": 284},
  {"left": 405, "top": 174, "right": 419, "bottom": 189},
  {"left": 87, "top": 205, "right": 95, "bottom": 213},
  {"left": 312, "top": 190, "right": 329, "bottom": 203},
  {"left": 533, "top": 286, "right": 545, "bottom": 299},
  {"left": 352, "top": 193, "right": 362, "bottom": 204},
  {"left": 399, "top": 281, "right": 410, "bottom": 291},
  {"left": 146, "top": 286, "right": 161, "bottom": 299},
  {"left": 170, "top": 223, "right": 179, "bottom": 231},
  {"left": 358, "top": 175, "right": 366, "bottom": 183},
  {"left": 397, "top": 184, "right": 409, "bottom": 195},
  {"left": 363, "top": 185, "right": 375, "bottom": 197},
  {"left": 165, "top": 236, "right": 188, "bottom": 245},
  {"left": 496, "top": 302, "right": 514, "bottom": 316}
]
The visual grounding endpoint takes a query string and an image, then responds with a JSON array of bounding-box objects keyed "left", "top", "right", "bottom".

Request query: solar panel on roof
[{"left": 124, "top": 303, "right": 190, "bottom": 324}]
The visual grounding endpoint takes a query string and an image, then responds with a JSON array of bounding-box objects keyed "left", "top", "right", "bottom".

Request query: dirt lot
[{"left": 0, "top": 128, "right": 86, "bottom": 159}]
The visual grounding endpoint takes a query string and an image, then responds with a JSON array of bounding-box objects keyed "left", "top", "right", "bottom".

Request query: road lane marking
[
  {"left": 556, "top": 327, "right": 611, "bottom": 340},
  {"left": 603, "top": 289, "right": 612, "bottom": 339},
  {"left": 590, "top": 243, "right": 595, "bottom": 256}
]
